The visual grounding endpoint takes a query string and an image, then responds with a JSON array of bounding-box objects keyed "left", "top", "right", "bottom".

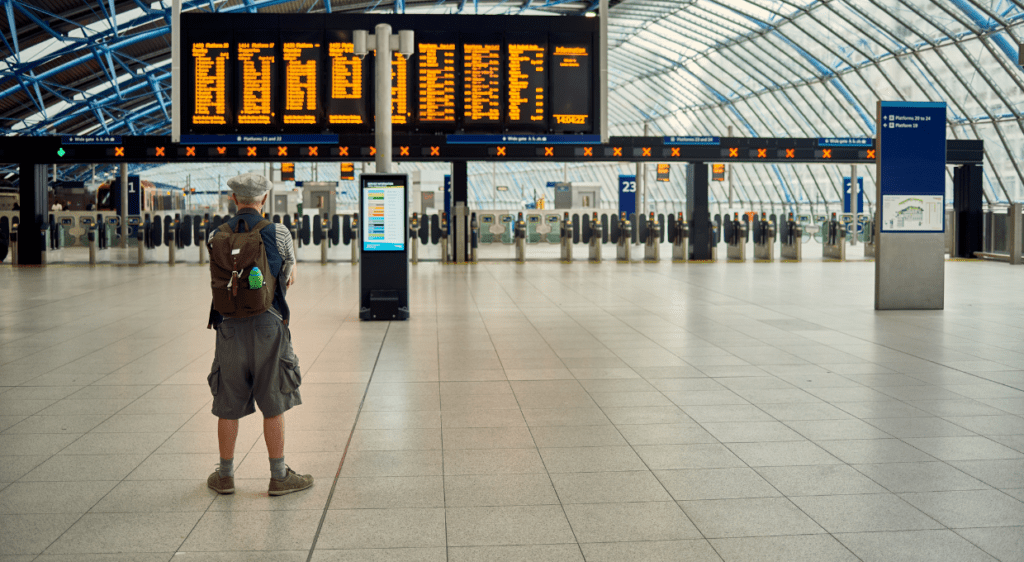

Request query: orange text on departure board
[
  {"left": 554, "top": 45, "right": 588, "bottom": 68},
  {"left": 463, "top": 44, "right": 502, "bottom": 123},
  {"left": 282, "top": 42, "right": 318, "bottom": 124},
  {"left": 418, "top": 43, "right": 456, "bottom": 122},
  {"left": 392, "top": 52, "right": 409, "bottom": 124},
  {"left": 328, "top": 42, "right": 363, "bottom": 124},
  {"left": 237, "top": 42, "right": 275, "bottom": 125},
  {"left": 507, "top": 43, "right": 545, "bottom": 123},
  {"left": 192, "top": 42, "right": 229, "bottom": 125}
]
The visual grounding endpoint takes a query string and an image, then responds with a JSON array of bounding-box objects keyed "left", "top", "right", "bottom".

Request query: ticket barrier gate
[
  {"left": 587, "top": 212, "right": 602, "bottom": 262},
  {"left": 823, "top": 214, "right": 846, "bottom": 261},
  {"left": 753, "top": 213, "right": 776, "bottom": 262},
  {"left": 726, "top": 213, "right": 748, "bottom": 262},
  {"left": 470, "top": 213, "right": 479, "bottom": 263},
  {"left": 780, "top": 213, "right": 802, "bottom": 262},
  {"left": 350, "top": 214, "right": 360, "bottom": 264},
  {"left": 514, "top": 212, "right": 527, "bottom": 263},
  {"left": 644, "top": 212, "right": 661, "bottom": 263},
  {"left": 440, "top": 213, "right": 450, "bottom": 265},
  {"left": 863, "top": 218, "right": 876, "bottom": 258},
  {"left": 409, "top": 213, "right": 420, "bottom": 264},
  {"left": 82, "top": 218, "right": 97, "bottom": 265},
  {"left": 616, "top": 213, "right": 632, "bottom": 262},
  {"left": 560, "top": 213, "right": 573, "bottom": 263},
  {"left": 198, "top": 218, "right": 209, "bottom": 265},
  {"left": 671, "top": 212, "right": 689, "bottom": 262},
  {"left": 9, "top": 221, "right": 17, "bottom": 265}
]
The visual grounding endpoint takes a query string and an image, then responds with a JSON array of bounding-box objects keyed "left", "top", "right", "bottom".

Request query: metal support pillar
[
  {"left": 686, "top": 162, "right": 712, "bottom": 260},
  {"left": 17, "top": 163, "right": 47, "bottom": 265},
  {"left": 850, "top": 164, "right": 857, "bottom": 246},
  {"left": 374, "top": 23, "right": 393, "bottom": 174},
  {"left": 120, "top": 162, "right": 128, "bottom": 248},
  {"left": 451, "top": 161, "right": 468, "bottom": 263},
  {"left": 1010, "top": 203, "right": 1023, "bottom": 266}
]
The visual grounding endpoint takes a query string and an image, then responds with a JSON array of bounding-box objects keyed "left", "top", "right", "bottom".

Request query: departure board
[
  {"left": 392, "top": 52, "right": 412, "bottom": 125},
  {"left": 190, "top": 42, "right": 231, "bottom": 126},
  {"left": 550, "top": 37, "right": 592, "bottom": 133},
  {"left": 507, "top": 36, "right": 547, "bottom": 129},
  {"left": 236, "top": 42, "right": 276, "bottom": 125},
  {"left": 326, "top": 31, "right": 368, "bottom": 126},
  {"left": 281, "top": 37, "right": 320, "bottom": 125},
  {"left": 463, "top": 43, "right": 503, "bottom": 127},
  {"left": 181, "top": 14, "right": 599, "bottom": 135},
  {"left": 417, "top": 42, "right": 457, "bottom": 125}
]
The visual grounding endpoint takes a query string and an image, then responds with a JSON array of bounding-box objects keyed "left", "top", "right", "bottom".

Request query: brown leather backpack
[{"left": 209, "top": 219, "right": 276, "bottom": 318}]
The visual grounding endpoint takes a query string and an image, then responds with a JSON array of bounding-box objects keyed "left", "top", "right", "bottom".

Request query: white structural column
[
  {"left": 171, "top": 0, "right": 181, "bottom": 143},
  {"left": 354, "top": 26, "right": 414, "bottom": 174}
]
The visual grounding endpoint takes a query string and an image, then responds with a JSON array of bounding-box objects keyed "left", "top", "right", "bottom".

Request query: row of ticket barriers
[{"left": 0, "top": 209, "right": 875, "bottom": 266}]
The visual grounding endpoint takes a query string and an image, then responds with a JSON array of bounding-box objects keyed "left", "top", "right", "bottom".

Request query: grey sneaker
[
  {"left": 208, "top": 470, "right": 235, "bottom": 494},
  {"left": 269, "top": 466, "right": 313, "bottom": 496}
]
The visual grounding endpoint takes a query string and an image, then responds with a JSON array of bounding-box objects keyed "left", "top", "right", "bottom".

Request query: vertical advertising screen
[{"left": 362, "top": 177, "right": 407, "bottom": 252}]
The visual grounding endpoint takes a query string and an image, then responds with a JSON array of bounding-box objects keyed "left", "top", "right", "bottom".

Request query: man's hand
[{"left": 287, "top": 263, "right": 297, "bottom": 288}]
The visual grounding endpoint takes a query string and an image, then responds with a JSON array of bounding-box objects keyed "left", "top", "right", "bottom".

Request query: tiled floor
[{"left": 1, "top": 259, "right": 1023, "bottom": 562}]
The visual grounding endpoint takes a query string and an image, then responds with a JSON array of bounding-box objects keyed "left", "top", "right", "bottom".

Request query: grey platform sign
[{"left": 875, "top": 101, "right": 946, "bottom": 310}]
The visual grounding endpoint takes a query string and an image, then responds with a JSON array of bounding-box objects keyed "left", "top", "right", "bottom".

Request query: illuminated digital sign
[
  {"left": 463, "top": 43, "right": 503, "bottom": 127},
  {"left": 326, "top": 31, "right": 368, "bottom": 126},
  {"left": 656, "top": 163, "right": 670, "bottom": 182},
  {"left": 281, "top": 35, "right": 320, "bottom": 126},
  {"left": 190, "top": 42, "right": 231, "bottom": 126},
  {"left": 712, "top": 163, "right": 726, "bottom": 181},
  {"left": 181, "top": 14, "right": 598, "bottom": 135},
  {"left": 550, "top": 38, "right": 592, "bottom": 133},
  {"left": 236, "top": 41, "right": 276, "bottom": 126},
  {"left": 340, "top": 162, "right": 355, "bottom": 180},
  {"left": 417, "top": 42, "right": 457, "bottom": 125},
  {"left": 507, "top": 36, "right": 546, "bottom": 130}
]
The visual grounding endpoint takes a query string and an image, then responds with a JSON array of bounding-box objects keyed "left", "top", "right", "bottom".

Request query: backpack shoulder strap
[
  {"left": 252, "top": 219, "right": 273, "bottom": 233},
  {"left": 217, "top": 223, "right": 232, "bottom": 235}
]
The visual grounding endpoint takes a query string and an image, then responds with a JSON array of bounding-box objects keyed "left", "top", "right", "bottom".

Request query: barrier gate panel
[
  {"left": 601, "top": 215, "right": 609, "bottom": 243},
  {"left": 666, "top": 214, "right": 676, "bottom": 243},
  {"left": 430, "top": 214, "right": 441, "bottom": 244},
  {"left": 480, "top": 214, "right": 496, "bottom": 244},
  {"left": 418, "top": 215, "right": 428, "bottom": 244},
  {"left": 544, "top": 214, "right": 560, "bottom": 244},
  {"left": 526, "top": 214, "right": 542, "bottom": 244},
  {"left": 580, "top": 214, "right": 592, "bottom": 243},
  {"left": 658, "top": 213, "right": 665, "bottom": 242},
  {"left": 572, "top": 214, "right": 580, "bottom": 244},
  {"left": 500, "top": 215, "right": 514, "bottom": 244},
  {"left": 610, "top": 214, "right": 620, "bottom": 243}
]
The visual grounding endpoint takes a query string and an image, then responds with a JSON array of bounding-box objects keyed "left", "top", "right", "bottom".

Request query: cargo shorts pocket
[
  {"left": 280, "top": 358, "right": 301, "bottom": 394},
  {"left": 207, "top": 363, "right": 221, "bottom": 397}
]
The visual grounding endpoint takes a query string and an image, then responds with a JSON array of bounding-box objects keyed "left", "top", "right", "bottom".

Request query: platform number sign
[{"left": 618, "top": 175, "right": 636, "bottom": 218}]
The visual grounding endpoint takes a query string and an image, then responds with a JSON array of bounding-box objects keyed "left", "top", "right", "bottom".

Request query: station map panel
[{"left": 181, "top": 14, "right": 599, "bottom": 135}]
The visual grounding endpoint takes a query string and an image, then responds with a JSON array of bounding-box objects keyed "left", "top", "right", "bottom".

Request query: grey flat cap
[{"left": 226, "top": 173, "right": 271, "bottom": 198}]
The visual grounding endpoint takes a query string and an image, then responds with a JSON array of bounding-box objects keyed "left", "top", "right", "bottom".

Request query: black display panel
[
  {"left": 507, "top": 34, "right": 547, "bottom": 131},
  {"left": 180, "top": 14, "right": 599, "bottom": 135},
  {"left": 416, "top": 35, "right": 457, "bottom": 127},
  {"left": 235, "top": 33, "right": 277, "bottom": 128},
  {"left": 326, "top": 29, "right": 369, "bottom": 127},
  {"left": 462, "top": 40, "right": 503, "bottom": 129},
  {"left": 549, "top": 34, "right": 593, "bottom": 133},
  {"left": 188, "top": 39, "right": 232, "bottom": 128},
  {"left": 280, "top": 30, "right": 322, "bottom": 127}
]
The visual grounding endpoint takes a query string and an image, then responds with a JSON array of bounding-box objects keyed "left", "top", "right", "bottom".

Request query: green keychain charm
[{"left": 248, "top": 266, "right": 264, "bottom": 289}]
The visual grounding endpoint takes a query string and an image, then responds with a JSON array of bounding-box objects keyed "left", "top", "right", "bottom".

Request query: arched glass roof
[{"left": 2, "top": 0, "right": 1022, "bottom": 209}]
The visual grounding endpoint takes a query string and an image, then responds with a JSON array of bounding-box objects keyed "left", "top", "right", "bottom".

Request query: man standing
[{"left": 206, "top": 173, "right": 313, "bottom": 496}]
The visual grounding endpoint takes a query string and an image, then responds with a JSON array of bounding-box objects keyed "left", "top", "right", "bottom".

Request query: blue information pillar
[
  {"left": 618, "top": 175, "right": 636, "bottom": 218},
  {"left": 875, "top": 101, "right": 947, "bottom": 310},
  {"left": 843, "top": 177, "right": 864, "bottom": 214}
]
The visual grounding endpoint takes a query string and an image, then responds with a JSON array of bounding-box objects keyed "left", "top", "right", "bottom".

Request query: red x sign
[
  {"left": 216, "top": 146, "right": 226, "bottom": 155},
  {"left": 641, "top": 147, "right": 651, "bottom": 157},
  {"left": 671, "top": 147, "right": 680, "bottom": 157},
  {"left": 757, "top": 148, "right": 767, "bottom": 158},
  {"left": 308, "top": 146, "right": 318, "bottom": 157},
  {"left": 728, "top": 148, "right": 739, "bottom": 158},
  {"left": 544, "top": 147, "right": 554, "bottom": 156},
  {"left": 866, "top": 149, "right": 875, "bottom": 159},
  {"left": 369, "top": 146, "right": 376, "bottom": 156},
  {"left": 185, "top": 146, "right": 196, "bottom": 156},
  {"left": 338, "top": 146, "right": 349, "bottom": 156},
  {"left": 612, "top": 147, "right": 622, "bottom": 157},
  {"left": 430, "top": 146, "right": 440, "bottom": 156},
  {"left": 278, "top": 146, "right": 288, "bottom": 156},
  {"left": 583, "top": 147, "right": 593, "bottom": 157},
  {"left": 247, "top": 146, "right": 257, "bottom": 157},
  {"left": 114, "top": 147, "right": 124, "bottom": 157},
  {"left": 496, "top": 146, "right": 506, "bottom": 156},
  {"left": 154, "top": 146, "right": 165, "bottom": 157},
  {"left": 399, "top": 146, "right": 409, "bottom": 156},
  {"left": 821, "top": 149, "right": 832, "bottom": 159},
  {"left": 785, "top": 148, "right": 795, "bottom": 159}
]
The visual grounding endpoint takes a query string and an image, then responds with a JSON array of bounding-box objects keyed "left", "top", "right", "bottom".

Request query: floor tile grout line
[{"left": 305, "top": 321, "right": 391, "bottom": 562}]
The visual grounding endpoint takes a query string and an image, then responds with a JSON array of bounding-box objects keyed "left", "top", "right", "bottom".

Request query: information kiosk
[{"left": 359, "top": 174, "right": 410, "bottom": 320}]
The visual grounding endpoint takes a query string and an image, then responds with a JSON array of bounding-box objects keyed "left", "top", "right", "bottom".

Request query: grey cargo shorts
[{"left": 208, "top": 310, "right": 302, "bottom": 419}]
